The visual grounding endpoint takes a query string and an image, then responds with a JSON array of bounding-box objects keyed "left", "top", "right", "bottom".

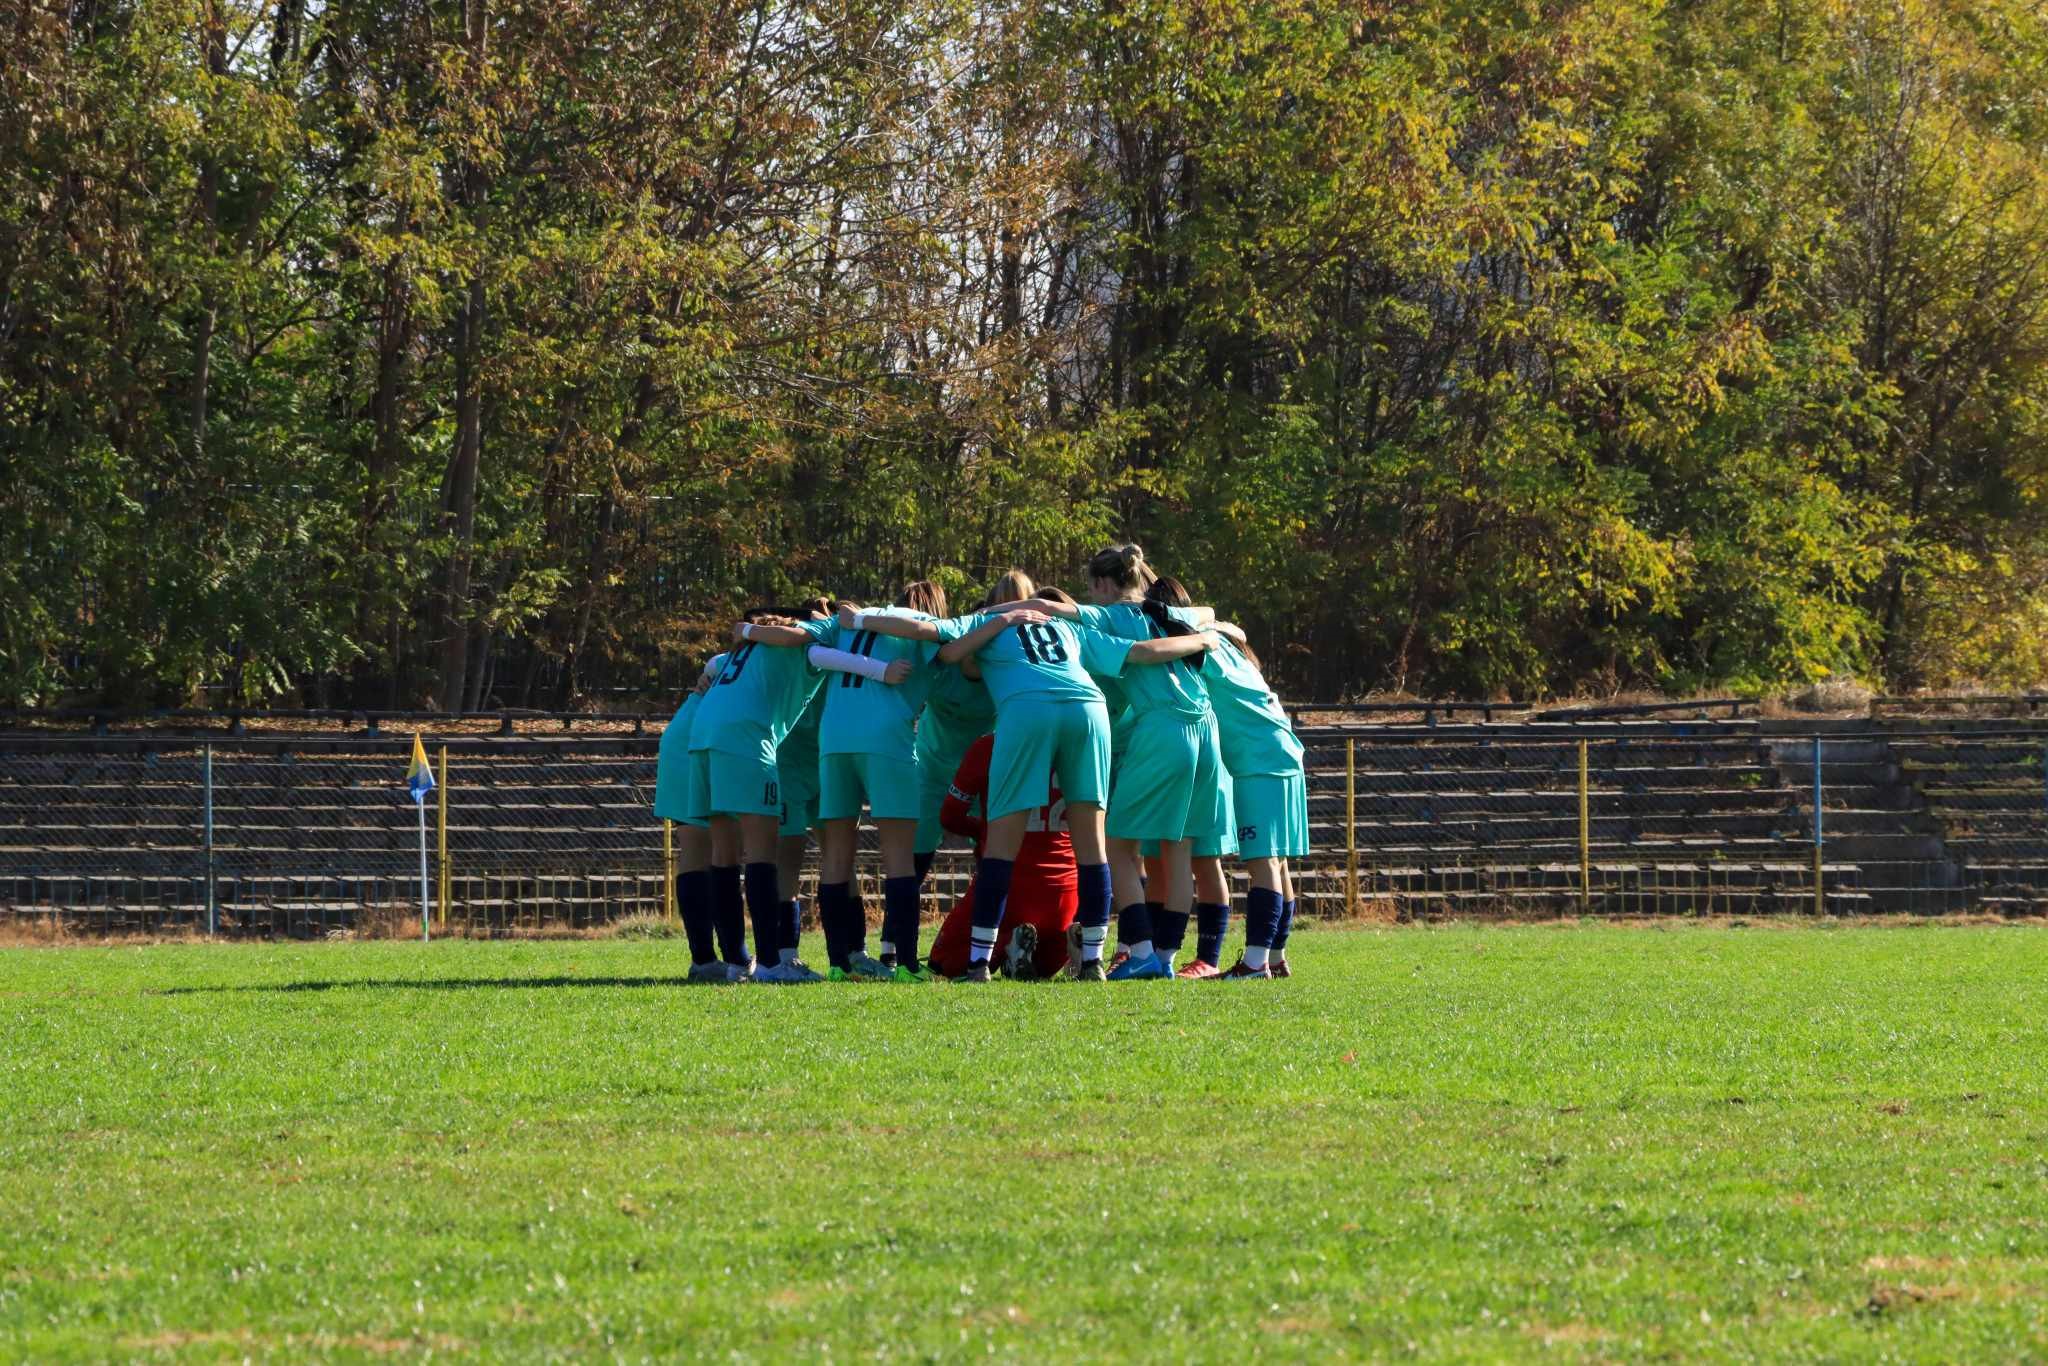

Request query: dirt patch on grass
[{"left": 1520, "top": 1319, "right": 1615, "bottom": 1346}]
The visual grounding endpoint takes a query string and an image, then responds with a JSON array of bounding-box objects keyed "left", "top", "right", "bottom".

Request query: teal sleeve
[
  {"left": 802, "top": 617, "right": 838, "bottom": 647},
  {"left": 1074, "top": 604, "right": 1116, "bottom": 631},
  {"left": 1078, "top": 627, "right": 1133, "bottom": 678},
  {"left": 932, "top": 613, "right": 982, "bottom": 643}
]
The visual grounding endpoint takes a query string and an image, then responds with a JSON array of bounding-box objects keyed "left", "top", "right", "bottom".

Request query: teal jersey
[
  {"left": 1073, "top": 602, "right": 1211, "bottom": 719},
  {"left": 778, "top": 686, "right": 826, "bottom": 769},
  {"left": 915, "top": 661, "right": 996, "bottom": 766},
  {"left": 690, "top": 620, "right": 835, "bottom": 763},
  {"left": 1202, "top": 636, "right": 1303, "bottom": 775},
  {"left": 820, "top": 610, "right": 945, "bottom": 757},
  {"left": 932, "top": 613, "right": 1132, "bottom": 708},
  {"left": 651, "top": 692, "right": 700, "bottom": 820}
]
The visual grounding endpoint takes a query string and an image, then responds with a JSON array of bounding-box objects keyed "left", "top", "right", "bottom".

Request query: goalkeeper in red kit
[{"left": 926, "top": 732, "right": 1078, "bottom": 979}]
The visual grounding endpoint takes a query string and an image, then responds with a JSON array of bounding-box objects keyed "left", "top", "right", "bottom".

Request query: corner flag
[
  {"left": 406, "top": 733, "right": 436, "bottom": 805},
  {"left": 406, "top": 733, "right": 435, "bottom": 941}
]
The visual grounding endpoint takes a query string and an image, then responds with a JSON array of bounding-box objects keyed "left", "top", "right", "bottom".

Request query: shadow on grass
[{"left": 160, "top": 974, "right": 696, "bottom": 994}]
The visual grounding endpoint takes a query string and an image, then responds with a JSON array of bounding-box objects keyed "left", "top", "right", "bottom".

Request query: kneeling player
[{"left": 926, "top": 732, "right": 1076, "bottom": 979}]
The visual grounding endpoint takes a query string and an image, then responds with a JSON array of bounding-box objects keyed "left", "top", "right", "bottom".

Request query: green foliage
[{"left": 4, "top": 0, "right": 2047, "bottom": 705}]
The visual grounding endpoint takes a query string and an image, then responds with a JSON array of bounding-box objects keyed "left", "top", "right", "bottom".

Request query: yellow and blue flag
[{"left": 405, "top": 733, "right": 436, "bottom": 805}]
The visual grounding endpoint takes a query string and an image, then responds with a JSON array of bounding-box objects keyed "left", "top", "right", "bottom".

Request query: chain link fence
[{"left": 3, "top": 723, "right": 2045, "bottom": 933}]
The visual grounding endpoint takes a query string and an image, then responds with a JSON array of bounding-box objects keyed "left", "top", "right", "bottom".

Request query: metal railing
[{"left": 3, "top": 725, "right": 2046, "bottom": 933}]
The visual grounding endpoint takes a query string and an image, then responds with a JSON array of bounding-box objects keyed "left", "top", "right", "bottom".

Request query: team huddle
[{"left": 651, "top": 543, "right": 1308, "bottom": 983}]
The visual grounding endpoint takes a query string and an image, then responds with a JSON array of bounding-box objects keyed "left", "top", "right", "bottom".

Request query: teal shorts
[
  {"left": 820, "top": 751, "right": 922, "bottom": 823},
  {"left": 1233, "top": 771, "right": 1310, "bottom": 859},
  {"left": 675, "top": 749, "right": 713, "bottom": 827},
  {"left": 1106, "top": 708, "right": 1223, "bottom": 843},
  {"left": 1142, "top": 771, "right": 1236, "bottom": 857},
  {"left": 688, "top": 747, "right": 782, "bottom": 819},
  {"left": 988, "top": 696, "right": 1111, "bottom": 820}
]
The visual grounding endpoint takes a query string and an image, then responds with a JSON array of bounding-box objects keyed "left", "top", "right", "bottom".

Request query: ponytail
[{"left": 1087, "top": 542, "right": 1154, "bottom": 591}]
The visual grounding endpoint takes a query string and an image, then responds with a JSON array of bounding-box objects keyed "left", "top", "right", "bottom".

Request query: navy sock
[
  {"left": 1153, "top": 907, "right": 1190, "bottom": 957},
  {"left": 968, "top": 858, "right": 1014, "bottom": 964},
  {"left": 1275, "top": 897, "right": 1297, "bottom": 952},
  {"left": 817, "top": 881, "right": 855, "bottom": 968},
  {"left": 883, "top": 875, "right": 922, "bottom": 970},
  {"left": 779, "top": 898, "right": 802, "bottom": 962},
  {"left": 711, "top": 865, "right": 748, "bottom": 964},
  {"left": 1245, "top": 887, "right": 1283, "bottom": 949},
  {"left": 678, "top": 870, "right": 716, "bottom": 965},
  {"left": 1195, "top": 901, "right": 1229, "bottom": 966},
  {"left": 744, "top": 862, "right": 781, "bottom": 964},
  {"left": 1076, "top": 862, "right": 1112, "bottom": 959},
  {"left": 1118, "top": 901, "right": 1155, "bottom": 951},
  {"left": 914, "top": 850, "right": 935, "bottom": 884}
]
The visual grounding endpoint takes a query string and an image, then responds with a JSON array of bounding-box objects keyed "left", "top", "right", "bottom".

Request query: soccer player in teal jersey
[
  {"left": 655, "top": 656, "right": 744, "bottom": 981},
  {"left": 1148, "top": 575, "right": 1305, "bottom": 978},
  {"left": 750, "top": 579, "right": 947, "bottom": 981},
  {"left": 689, "top": 601, "right": 836, "bottom": 982},
  {"left": 912, "top": 572, "right": 1027, "bottom": 894},
  {"left": 772, "top": 687, "right": 827, "bottom": 974},
  {"left": 1018, "top": 544, "right": 1227, "bottom": 980},
  {"left": 852, "top": 599, "right": 1221, "bottom": 980}
]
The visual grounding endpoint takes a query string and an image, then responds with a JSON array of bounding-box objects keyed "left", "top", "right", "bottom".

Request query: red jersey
[
  {"left": 927, "top": 732, "right": 1078, "bottom": 978},
  {"left": 941, "top": 733, "right": 1076, "bottom": 891}
]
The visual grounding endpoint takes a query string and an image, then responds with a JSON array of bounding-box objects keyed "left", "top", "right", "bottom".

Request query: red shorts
[{"left": 927, "top": 875, "right": 1077, "bottom": 978}]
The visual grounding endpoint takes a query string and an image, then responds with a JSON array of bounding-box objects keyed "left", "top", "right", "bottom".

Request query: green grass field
[{"left": 3, "top": 924, "right": 2046, "bottom": 1362}]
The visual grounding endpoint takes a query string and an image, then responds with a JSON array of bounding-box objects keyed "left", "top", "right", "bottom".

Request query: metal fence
[{"left": 3, "top": 723, "right": 2046, "bottom": 933}]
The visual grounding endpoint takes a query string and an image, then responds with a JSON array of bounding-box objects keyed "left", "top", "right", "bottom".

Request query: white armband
[
  {"left": 739, "top": 622, "right": 757, "bottom": 641},
  {"left": 808, "top": 645, "right": 891, "bottom": 681}
]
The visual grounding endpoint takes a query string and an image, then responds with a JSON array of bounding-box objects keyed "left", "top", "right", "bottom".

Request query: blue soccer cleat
[{"left": 1106, "top": 952, "right": 1170, "bottom": 981}]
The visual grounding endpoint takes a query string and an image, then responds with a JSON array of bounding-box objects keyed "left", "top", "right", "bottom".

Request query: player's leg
[
  {"left": 706, "top": 813, "right": 750, "bottom": 973},
  {"left": 816, "top": 754, "right": 884, "bottom": 978},
  {"left": 1171, "top": 733, "right": 1228, "bottom": 978},
  {"left": 1270, "top": 860, "right": 1297, "bottom": 978},
  {"left": 775, "top": 829, "right": 810, "bottom": 975},
  {"left": 1180, "top": 852, "right": 1231, "bottom": 979},
  {"left": 1104, "top": 712, "right": 1197, "bottom": 980},
  {"left": 1050, "top": 699, "right": 1115, "bottom": 978},
  {"left": 925, "top": 880, "right": 978, "bottom": 978},
  {"left": 675, "top": 821, "right": 732, "bottom": 981},
  {"left": 864, "top": 752, "right": 927, "bottom": 975},
  {"left": 958, "top": 702, "right": 1059, "bottom": 981}
]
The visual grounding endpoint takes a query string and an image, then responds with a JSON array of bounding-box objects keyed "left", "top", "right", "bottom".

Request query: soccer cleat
[
  {"left": 1107, "top": 947, "right": 1131, "bottom": 972},
  {"left": 955, "top": 961, "right": 992, "bottom": 983},
  {"left": 689, "top": 961, "right": 746, "bottom": 984},
  {"left": 755, "top": 961, "right": 822, "bottom": 984},
  {"left": 1004, "top": 923, "right": 1040, "bottom": 981},
  {"left": 845, "top": 951, "right": 891, "bottom": 981},
  {"left": 1220, "top": 959, "right": 1273, "bottom": 981},
  {"left": 827, "top": 965, "right": 851, "bottom": 982},
  {"left": 1068, "top": 957, "right": 1107, "bottom": 982},
  {"left": 1175, "top": 959, "right": 1222, "bottom": 980},
  {"left": 1065, "top": 922, "right": 1084, "bottom": 965},
  {"left": 1107, "top": 952, "right": 1170, "bottom": 981},
  {"left": 1270, "top": 957, "right": 1292, "bottom": 980},
  {"left": 784, "top": 960, "right": 824, "bottom": 983},
  {"left": 890, "top": 964, "right": 935, "bottom": 983}
]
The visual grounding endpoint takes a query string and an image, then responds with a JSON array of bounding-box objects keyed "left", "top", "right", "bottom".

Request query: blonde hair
[
  {"left": 1087, "top": 542, "right": 1155, "bottom": 591},
  {"left": 898, "top": 579, "right": 947, "bottom": 617},
  {"left": 1039, "top": 585, "right": 1076, "bottom": 606},
  {"left": 982, "top": 569, "right": 1036, "bottom": 607}
]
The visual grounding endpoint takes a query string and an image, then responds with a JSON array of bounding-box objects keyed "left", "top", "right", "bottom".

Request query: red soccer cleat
[
  {"left": 1269, "top": 957, "right": 1291, "bottom": 979},
  {"left": 1220, "top": 959, "right": 1273, "bottom": 981},
  {"left": 1176, "top": 959, "right": 1222, "bottom": 980},
  {"left": 1107, "top": 948, "right": 1131, "bottom": 973}
]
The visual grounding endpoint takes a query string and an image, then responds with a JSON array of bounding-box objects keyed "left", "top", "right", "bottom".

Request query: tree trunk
[{"left": 438, "top": 0, "right": 489, "bottom": 713}]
